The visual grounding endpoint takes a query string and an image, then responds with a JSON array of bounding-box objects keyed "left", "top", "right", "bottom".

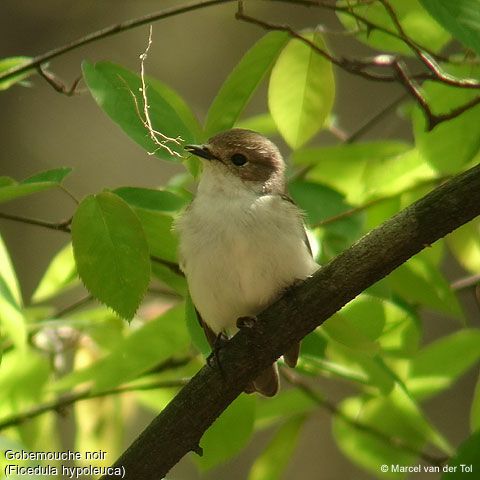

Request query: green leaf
[
  {"left": 412, "top": 65, "right": 480, "bottom": 173},
  {"left": 408, "top": 329, "right": 480, "bottom": 399},
  {"left": 56, "top": 304, "right": 189, "bottom": 392},
  {"left": 293, "top": 141, "right": 412, "bottom": 204},
  {"left": 334, "top": 385, "right": 452, "bottom": 477},
  {"left": 205, "top": 31, "right": 289, "bottom": 137},
  {"left": 419, "top": 0, "right": 480, "bottom": 55},
  {"left": 333, "top": 396, "right": 418, "bottom": 477},
  {"left": 31, "top": 243, "right": 77, "bottom": 303},
  {"left": 0, "top": 234, "right": 26, "bottom": 349},
  {"left": 0, "top": 349, "right": 50, "bottom": 417},
  {"left": 248, "top": 415, "right": 306, "bottom": 480},
  {"left": 387, "top": 256, "right": 464, "bottom": 320},
  {"left": 82, "top": 61, "right": 194, "bottom": 159},
  {"left": 255, "top": 390, "right": 317, "bottom": 429},
  {"left": 146, "top": 76, "right": 203, "bottom": 140},
  {"left": 471, "top": 373, "right": 480, "bottom": 432},
  {"left": 71, "top": 192, "right": 150, "bottom": 320},
  {"left": 0, "top": 168, "right": 72, "bottom": 205},
  {"left": 151, "top": 261, "right": 187, "bottom": 296},
  {"left": 0, "top": 56, "right": 34, "bottom": 90},
  {"left": 235, "top": 112, "right": 279, "bottom": 136},
  {"left": 338, "top": 0, "right": 450, "bottom": 55},
  {"left": 441, "top": 430, "right": 480, "bottom": 479},
  {"left": 323, "top": 314, "right": 380, "bottom": 356},
  {"left": 195, "top": 394, "right": 255, "bottom": 471},
  {"left": 112, "top": 187, "right": 188, "bottom": 213},
  {"left": 325, "top": 343, "right": 395, "bottom": 393},
  {"left": 447, "top": 218, "right": 480, "bottom": 274},
  {"left": 113, "top": 187, "right": 186, "bottom": 262},
  {"left": 268, "top": 31, "right": 335, "bottom": 149}
]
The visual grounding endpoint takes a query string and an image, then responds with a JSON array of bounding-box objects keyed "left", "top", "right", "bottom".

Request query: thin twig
[
  {"left": 138, "top": 27, "right": 184, "bottom": 157},
  {"left": 280, "top": 367, "right": 447, "bottom": 467},
  {"left": 0, "top": 212, "right": 71, "bottom": 232},
  {"left": 37, "top": 65, "right": 83, "bottom": 96},
  {"left": 151, "top": 255, "right": 184, "bottom": 277},
  {"left": 313, "top": 175, "right": 451, "bottom": 228},
  {"left": 54, "top": 295, "right": 93, "bottom": 318},
  {"left": 236, "top": 6, "right": 479, "bottom": 130},
  {"left": 451, "top": 274, "right": 480, "bottom": 291},
  {"left": 345, "top": 92, "right": 408, "bottom": 143},
  {"left": 0, "top": 0, "right": 237, "bottom": 84},
  {"left": 0, "top": 378, "right": 190, "bottom": 432}
]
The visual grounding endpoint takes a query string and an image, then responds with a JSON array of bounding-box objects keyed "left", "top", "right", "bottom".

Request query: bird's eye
[{"left": 231, "top": 153, "right": 247, "bottom": 166}]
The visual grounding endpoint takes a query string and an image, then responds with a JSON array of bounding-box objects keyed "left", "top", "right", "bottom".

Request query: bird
[{"left": 174, "top": 128, "right": 319, "bottom": 396}]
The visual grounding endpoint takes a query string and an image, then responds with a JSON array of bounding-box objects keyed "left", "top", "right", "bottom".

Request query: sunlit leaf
[
  {"left": 470, "top": 372, "right": 480, "bottom": 432},
  {"left": 0, "top": 56, "right": 34, "bottom": 90},
  {"left": 0, "top": 234, "right": 26, "bottom": 349},
  {"left": 56, "top": 304, "right": 189, "bottom": 391},
  {"left": 447, "top": 218, "right": 480, "bottom": 274},
  {"left": 71, "top": 192, "right": 150, "bottom": 320},
  {"left": 31, "top": 243, "right": 77, "bottom": 303},
  {"left": 408, "top": 329, "right": 480, "bottom": 400},
  {"left": 338, "top": 0, "right": 450, "bottom": 55},
  {"left": 268, "top": 31, "right": 335, "bottom": 149},
  {"left": 248, "top": 415, "right": 306, "bottom": 480},
  {"left": 255, "top": 390, "right": 317, "bottom": 430},
  {"left": 195, "top": 394, "right": 255, "bottom": 471},
  {"left": 235, "top": 112, "right": 279, "bottom": 136},
  {"left": 205, "top": 31, "right": 289, "bottom": 137},
  {"left": 293, "top": 141, "right": 413, "bottom": 204},
  {"left": 413, "top": 65, "right": 480, "bottom": 173},
  {"left": 387, "top": 256, "right": 464, "bottom": 321}
]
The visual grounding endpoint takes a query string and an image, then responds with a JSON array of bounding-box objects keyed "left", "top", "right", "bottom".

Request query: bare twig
[
  {"left": 345, "top": 92, "right": 408, "bottom": 143},
  {"left": 0, "top": 0, "right": 237, "bottom": 84},
  {"left": 138, "top": 27, "right": 184, "bottom": 157},
  {"left": 236, "top": 6, "right": 479, "bottom": 131},
  {"left": 313, "top": 175, "right": 451, "bottom": 228},
  {"left": 151, "top": 255, "right": 184, "bottom": 277},
  {"left": 0, "top": 212, "right": 71, "bottom": 232},
  {"left": 0, "top": 378, "right": 190, "bottom": 432},
  {"left": 451, "top": 274, "right": 480, "bottom": 291},
  {"left": 37, "top": 65, "right": 83, "bottom": 96}
]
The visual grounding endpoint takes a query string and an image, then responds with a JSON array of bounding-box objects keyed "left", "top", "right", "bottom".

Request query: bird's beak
[{"left": 184, "top": 144, "right": 217, "bottom": 161}]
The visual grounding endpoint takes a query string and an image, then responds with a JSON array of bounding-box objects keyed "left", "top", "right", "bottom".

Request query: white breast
[{"left": 174, "top": 170, "right": 318, "bottom": 334}]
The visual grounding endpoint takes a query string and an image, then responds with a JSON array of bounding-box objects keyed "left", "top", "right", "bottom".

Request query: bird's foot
[
  {"left": 236, "top": 315, "right": 257, "bottom": 329},
  {"left": 206, "top": 332, "right": 228, "bottom": 379}
]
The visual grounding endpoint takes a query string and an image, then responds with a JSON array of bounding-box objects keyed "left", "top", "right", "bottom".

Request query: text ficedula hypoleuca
[{"left": 174, "top": 129, "right": 319, "bottom": 396}]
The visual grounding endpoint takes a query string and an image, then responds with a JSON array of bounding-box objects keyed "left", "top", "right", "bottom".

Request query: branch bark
[{"left": 100, "top": 162, "right": 480, "bottom": 479}]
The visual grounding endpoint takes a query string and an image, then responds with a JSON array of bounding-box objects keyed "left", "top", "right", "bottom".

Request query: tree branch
[{"left": 100, "top": 162, "right": 480, "bottom": 479}]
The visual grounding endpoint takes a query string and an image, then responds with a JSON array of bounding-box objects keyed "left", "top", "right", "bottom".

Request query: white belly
[{"left": 175, "top": 191, "right": 318, "bottom": 334}]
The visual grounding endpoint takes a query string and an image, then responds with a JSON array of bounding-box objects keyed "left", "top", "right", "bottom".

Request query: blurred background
[{"left": 0, "top": 1, "right": 478, "bottom": 479}]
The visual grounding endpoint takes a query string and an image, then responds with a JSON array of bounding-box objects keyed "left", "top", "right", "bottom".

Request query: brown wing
[
  {"left": 281, "top": 194, "right": 313, "bottom": 256},
  {"left": 279, "top": 194, "right": 311, "bottom": 368}
]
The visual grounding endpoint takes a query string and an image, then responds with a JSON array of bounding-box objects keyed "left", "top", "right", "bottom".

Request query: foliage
[{"left": 0, "top": 1, "right": 479, "bottom": 479}]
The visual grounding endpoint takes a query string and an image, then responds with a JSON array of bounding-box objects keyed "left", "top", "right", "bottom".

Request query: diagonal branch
[{"left": 100, "top": 162, "right": 480, "bottom": 479}]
